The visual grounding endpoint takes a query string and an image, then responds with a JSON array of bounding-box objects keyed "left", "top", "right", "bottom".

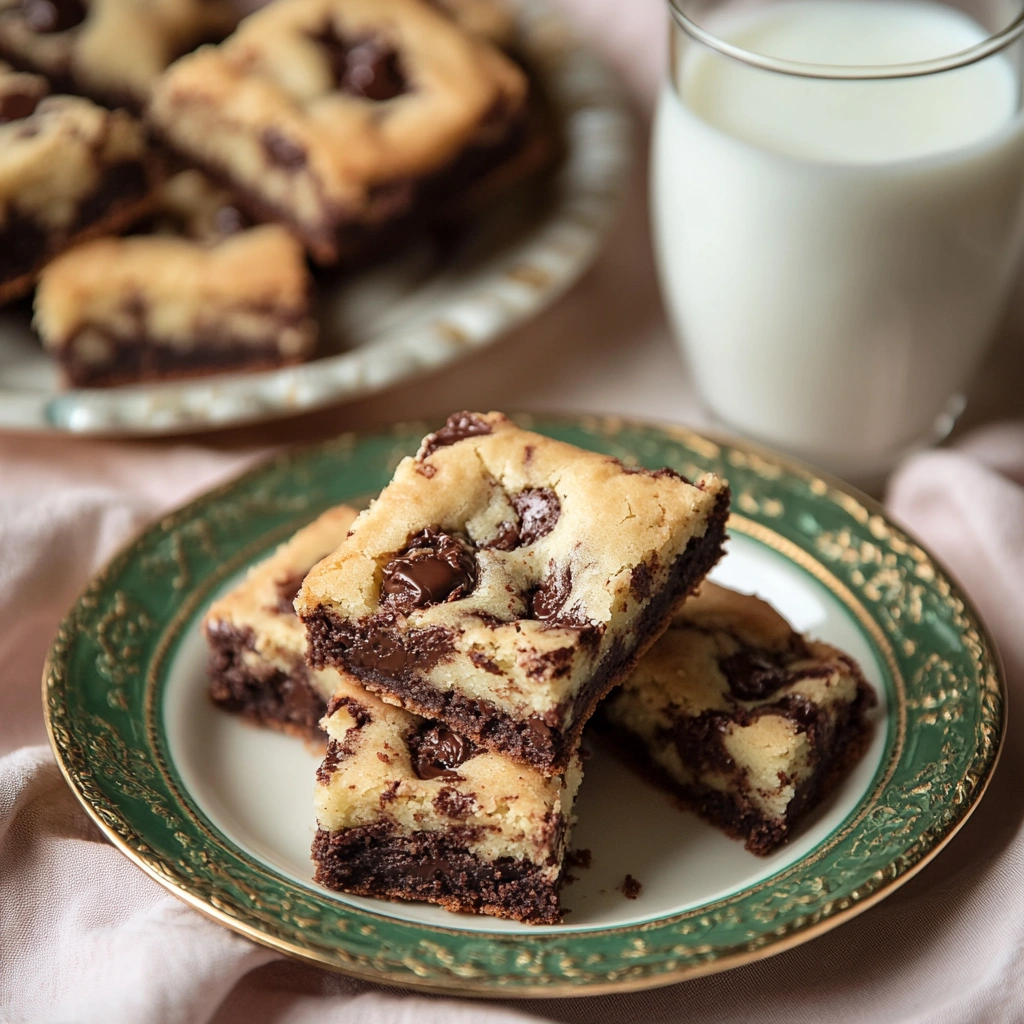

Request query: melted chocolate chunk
[
  {"left": 381, "top": 528, "right": 476, "bottom": 613},
  {"left": 529, "top": 563, "right": 572, "bottom": 622},
  {"left": 419, "top": 412, "right": 492, "bottom": 458},
  {"left": 21, "top": 0, "right": 85, "bottom": 33},
  {"left": 262, "top": 128, "right": 307, "bottom": 170},
  {"left": 273, "top": 570, "right": 306, "bottom": 615},
  {"left": 313, "top": 26, "right": 407, "bottom": 100},
  {"left": 408, "top": 722, "right": 477, "bottom": 780},
  {"left": 433, "top": 787, "right": 475, "bottom": 817},
  {"left": 719, "top": 647, "right": 789, "bottom": 700},
  {"left": 511, "top": 488, "right": 560, "bottom": 546},
  {"left": 0, "top": 90, "right": 42, "bottom": 124}
]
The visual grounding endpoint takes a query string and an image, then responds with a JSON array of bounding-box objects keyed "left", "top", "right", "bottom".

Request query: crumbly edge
[
  {"left": 596, "top": 678, "right": 876, "bottom": 855},
  {"left": 206, "top": 622, "right": 326, "bottom": 742},
  {"left": 304, "top": 488, "right": 731, "bottom": 774},
  {"left": 53, "top": 331, "right": 311, "bottom": 388},
  {"left": 311, "top": 818, "right": 568, "bottom": 924},
  {"left": 0, "top": 161, "right": 155, "bottom": 302}
]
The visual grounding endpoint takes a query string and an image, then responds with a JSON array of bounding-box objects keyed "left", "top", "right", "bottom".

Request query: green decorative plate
[{"left": 43, "top": 415, "right": 1004, "bottom": 997}]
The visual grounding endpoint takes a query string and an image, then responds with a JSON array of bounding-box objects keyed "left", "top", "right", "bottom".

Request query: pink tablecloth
[{"left": 4, "top": 4, "right": 1024, "bottom": 1020}]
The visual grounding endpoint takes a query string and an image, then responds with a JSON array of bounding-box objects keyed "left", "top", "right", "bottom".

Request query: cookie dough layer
[{"left": 313, "top": 671, "right": 582, "bottom": 924}]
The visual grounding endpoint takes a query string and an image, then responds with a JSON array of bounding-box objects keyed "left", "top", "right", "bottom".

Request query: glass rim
[{"left": 666, "top": 0, "right": 1024, "bottom": 79}]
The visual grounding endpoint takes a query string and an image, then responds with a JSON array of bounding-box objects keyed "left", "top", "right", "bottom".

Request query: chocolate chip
[
  {"left": 511, "top": 488, "right": 560, "bottom": 546},
  {"left": 719, "top": 647, "right": 789, "bottom": 700},
  {"left": 261, "top": 128, "right": 307, "bottom": 171},
  {"left": 313, "top": 26, "right": 407, "bottom": 100},
  {"left": 418, "top": 412, "right": 492, "bottom": 459},
  {"left": 630, "top": 561, "right": 654, "bottom": 602},
  {"left": 21, "top": 0, "right": 85, "bottom": 32},
  {"left": 485, "top": 521, "right": 520, "bottom": 551},
  {"left": 0, "top": 90, "right": 42, "bottom": 124},
  {"left": 381, "top": 528, "right": 476, "bottom": 613},
  {"left": 529, "top": 563, "right": 572, "bottom": 621},
  {"left": 433, "top": 787, "right": 475, "bottom": 817},
  {"left": 408, "top": 722, "right": 477, "bottom": 780}
]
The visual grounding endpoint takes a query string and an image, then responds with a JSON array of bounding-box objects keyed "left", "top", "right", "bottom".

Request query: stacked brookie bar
[
  {"left": 203, "top": 411, "right": 876, "bottom": 923},
  {"left": 0, "top": 0, "right": 546, "bottom": 386}
]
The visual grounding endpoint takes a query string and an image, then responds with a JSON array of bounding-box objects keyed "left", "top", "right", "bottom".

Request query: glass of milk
[{"left": 653, "top": 0, "right": 1024, "bottom": 479}]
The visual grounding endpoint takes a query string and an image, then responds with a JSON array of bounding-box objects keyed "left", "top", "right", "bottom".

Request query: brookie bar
[
  {"left": 34, "top": 224, "right": 318, "bottom": 386},
  {"left": 0, "top": 0, "right": 237, "bottom": 110},
  {"left": 296, "top": 411, "right": 731, "bottom": 775},
  {"left": 147, "top": 0, "right": 529, "bottom": 264},
  {"left": 599, "top": 583, "right": 877, "bottom": 854},
  {"left": 203, "top": 505, "right": 359, "bottom": 739},
  {"left": 0, "top": 62, "right": 157, "bottom": 305},
  {"left": 313, "top": 670, "right": 582, "bottom": 924}
]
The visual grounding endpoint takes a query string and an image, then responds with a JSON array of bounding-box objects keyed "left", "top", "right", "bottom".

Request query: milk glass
[{"left": 653, "top": 0, "right": 1024, "bottom": 479}]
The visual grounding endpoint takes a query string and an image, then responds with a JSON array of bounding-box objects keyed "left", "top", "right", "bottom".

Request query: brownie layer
[
  {"left": 56, "top": 329, "right": 307, "bottom": 388},
  {"left": 207, "top": 622, "right": 326, "bottom": 741},
  {"left": 0, "top": 159, "right": 153, "bottom": 302},
  {"left": 312, "top": 819, "right": 565, "bottom": 924},
  {"left": 304, "top": 488, "right": 730, "bottom": 774},
  {"left": 597, "top": 681, "right": 875, "bottom": 855}
]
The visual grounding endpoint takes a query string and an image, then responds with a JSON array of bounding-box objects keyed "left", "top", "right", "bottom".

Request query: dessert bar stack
[
  {"left": 293, "top": 411, "right": 729, "bottom": 921},
  {"left": 0, "top": 0, "right": 547, "bottom": 387},
  {"left": 203, "top": 411, "right": 877, "bottom": 924}
]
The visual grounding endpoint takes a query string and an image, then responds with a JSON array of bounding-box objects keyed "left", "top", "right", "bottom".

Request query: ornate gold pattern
[{"left": 42, "top": 415, "right": 1005, "bottom": 997}]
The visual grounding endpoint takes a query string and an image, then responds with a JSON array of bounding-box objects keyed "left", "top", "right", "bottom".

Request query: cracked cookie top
[
  {"left": 297, "top": 412, "right": 728, "bottom": 647},
  {"left": 147, "top": 0, "right": 527, "bottom": 236}
]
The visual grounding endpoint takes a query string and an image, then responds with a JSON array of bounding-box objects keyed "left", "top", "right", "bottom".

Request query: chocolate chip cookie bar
[
  {"left": 313, "top": 671, "right": 582, "bottom": 923},
  {"left": 0, "top": 0, "right": 237, "bottom": 110},
  {"left": 599, "top": 583, "right": 877, "bottom": 855},
  {"left": 204, "top": 505, "right": 359, "bottom": 739},
  {"left": 148, "top": 0, "right": 529, "bottom": 264},
  {"left": 34, "top": 223, "right": 317, "bottom": 386},
  {"left": 0, "top": 64, "right": 157, "bottom": 304},
  {"left": 297, "top": 411, "right": 731, "bottom": 775}
]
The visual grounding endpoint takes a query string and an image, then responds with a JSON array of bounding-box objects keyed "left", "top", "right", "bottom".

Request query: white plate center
[{"left": 163, "top": 532, "right": 888, "bottom": 935}]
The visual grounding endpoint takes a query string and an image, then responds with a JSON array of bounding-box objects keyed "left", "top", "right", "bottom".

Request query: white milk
[{"left": 653, "top": 0, "right": 1024, "bottom": 476}]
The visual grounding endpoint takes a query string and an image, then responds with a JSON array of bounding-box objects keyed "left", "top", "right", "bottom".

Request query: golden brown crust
[{"left": 148, "top": 0, "right": 528, "bottom": 262}]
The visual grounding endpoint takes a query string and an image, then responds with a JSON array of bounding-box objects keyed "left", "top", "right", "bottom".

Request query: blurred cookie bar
[
  {"left": 599, "top": 583, "right": 877, "bottom": 854},
  {"left": 33, "top": 223, "right": 316, "bottom": 385},
  {"left": 313, "top": 670, "right": 582, "bottom": 923},
  {"left": 203, "top": 504, "right": 360, "bottom": 740},
  {"left": 0, "top": 0, "right": 236, "bottom": 109},
  {"left": 0, "top": 63, "right": 157, "bottom": 304},
  {"left": 148, "top": 0, "right": 528, "bottom": 264}
]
